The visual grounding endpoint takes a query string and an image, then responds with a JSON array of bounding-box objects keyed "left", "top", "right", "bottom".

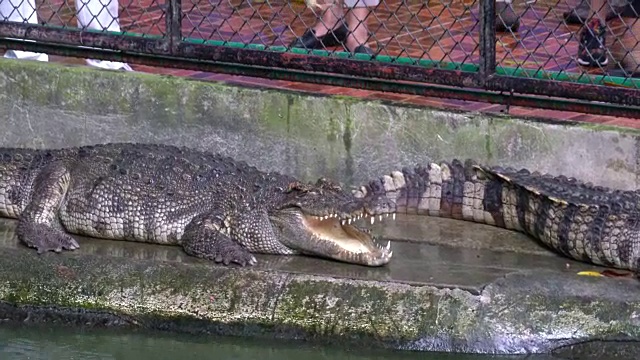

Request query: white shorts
[
  {"left": 343, "top": 0, "right": 379, "bottom": 7},
  {"left": 306, "top": 0, "right": 379, "bottom": 9}
]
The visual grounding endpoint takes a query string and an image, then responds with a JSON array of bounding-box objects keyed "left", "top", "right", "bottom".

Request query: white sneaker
[
  {"left": 4, "top": 50, "right": 49, "bottom": 62},
  {"left": 86, "top": 59, "right": 133, "bottom": 71}
]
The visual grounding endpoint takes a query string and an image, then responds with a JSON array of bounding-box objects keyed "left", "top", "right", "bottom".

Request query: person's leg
[
  {"left": 344, "top": 7, "right": 370, "bottom": 53},
  {"left": 76, "top": 0, "right": 132, "bottom": 70},
  {"left": 0, "top": 0, "right": 48, "bottom": 61},
  {"left": 342, "top": 0, "right": 375, "bottom": 54},
  {"left": 563, "top": 0, "right": 629, "bottom": 25},
  {"left": 495, "top": 0, "right": 520, "bottom": 32},
  {"left": 311, "top": 2, "right": 345, "bottom": 37},
  {"left": 289, "top": 1, "right": 348, "bottom": 49},
  {"left": 577, "top": 0, "right": 609, "bottom": 66}
]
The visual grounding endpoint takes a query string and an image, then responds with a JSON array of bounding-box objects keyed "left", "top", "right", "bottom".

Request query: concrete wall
[{"left": 1, "top": 58, "right": 639, "bottom": 190}]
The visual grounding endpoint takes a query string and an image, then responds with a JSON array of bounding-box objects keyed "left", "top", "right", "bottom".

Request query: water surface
[{"left": 0, "top": 324, "right": 562, "bottom": 360}]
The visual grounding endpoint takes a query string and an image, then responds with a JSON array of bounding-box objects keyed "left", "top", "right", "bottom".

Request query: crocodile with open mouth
[{"left": 0, "top": 143, "right": 394, "bottom": 266}]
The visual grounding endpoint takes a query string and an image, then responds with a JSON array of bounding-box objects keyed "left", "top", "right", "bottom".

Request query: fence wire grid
[{"left": 1, "top": 0, "right": 640, "bottom": 115}]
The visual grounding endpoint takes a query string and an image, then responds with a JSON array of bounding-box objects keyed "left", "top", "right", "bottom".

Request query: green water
[{"left": 0, "top": 324, "right": 559, "bottom": 360}]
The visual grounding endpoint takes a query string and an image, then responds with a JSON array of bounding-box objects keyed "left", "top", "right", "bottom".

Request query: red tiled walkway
[
  {"left": 34, "top": 53, "right": 636, "bottom": 129},
  {"left": 132, "top": 62, "right": 639, "bottom": 128}
]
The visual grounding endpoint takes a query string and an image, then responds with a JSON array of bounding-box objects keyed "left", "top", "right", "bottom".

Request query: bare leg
[
  {"left": 590, "top": 0, "right": 609, "bottom": 22},
  {"left": 289, "top": 0, "right": 349, "bottom": 49},
  {"left": 311, "top": 2, "right": 345, "bottom": 37},
  {"left": 342, "top": 0, "right": 375, "bottom": 54},
  {"left": 495, "top": 0, "right": 520, "bottom": 32},
  {"left": 345, "top": 7, "right": 369, "bottom": 51}
]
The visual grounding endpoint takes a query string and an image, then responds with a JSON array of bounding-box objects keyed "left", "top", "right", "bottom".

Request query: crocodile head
[{"left": 268, "top": 178, "right": 395, "bottom": 266}]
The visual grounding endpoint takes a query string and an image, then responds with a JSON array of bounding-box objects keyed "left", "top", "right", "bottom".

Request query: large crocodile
[
  {"left": 0, "top": 143, "right": 394, "bottom": 266},
  {"left": 355, "top": 159, "right": 640, "bottom": 272}
]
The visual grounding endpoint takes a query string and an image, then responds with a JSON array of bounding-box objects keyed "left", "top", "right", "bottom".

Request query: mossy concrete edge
[
  {"left": 1, "top": 244, "right": 640, "bottom": 354},
  {"left": 1, "top": 58, "right": 640, "bottom": 191}
]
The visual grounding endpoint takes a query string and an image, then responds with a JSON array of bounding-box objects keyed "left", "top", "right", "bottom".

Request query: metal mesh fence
[{"left": 1, "top": 0, "right": 640, "bottom": 111}]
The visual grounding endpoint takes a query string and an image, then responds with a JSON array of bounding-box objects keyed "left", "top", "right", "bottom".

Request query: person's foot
[
  {"left": 563, "top": 0, "right": 623, "bottom": 25},
  {"left": 289, "top": 22, "right": 350, "bottom": 50},
  {"left": 577, "top": 18, "right": 608, "bottom": 67},
  {"left": 353, "top": 45, "right": 374, "bottom": 55},
  {"left": 86, "top": 59, "right": 133, "bottom": 71},
  {"left": 3, "top": 50, "right": 49, "bottom": 62},
  {"left": 496, "top": 1, "right": 520, "bottom": 32}
]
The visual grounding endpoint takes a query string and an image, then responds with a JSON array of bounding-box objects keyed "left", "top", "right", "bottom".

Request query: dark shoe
[
  {"left": 289, "top": 23, "right": 349, "bottom": 50},
  {"left": 563, "top": 0, "right": 619, "bottom": 25},
  {"left": 577, "top": 18, "right": 608, "bottom": 67},
  {"left": 496, "top": 1, "right": 520, "bottom": 32},
  {"left": 353, "top": 45, "right": 374, "bottom": 55}
]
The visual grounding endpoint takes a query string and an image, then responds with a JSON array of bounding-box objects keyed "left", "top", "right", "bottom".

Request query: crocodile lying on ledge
[
  {"left": 0, "top": 143, "right": 394, "bottom": 267},
  {"left": 355, "top": 159, "right": 640, "bottom": 272}
]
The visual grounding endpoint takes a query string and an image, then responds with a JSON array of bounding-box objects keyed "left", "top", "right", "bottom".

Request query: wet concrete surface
[{"left": 1, "top": 215, "right": 639, "bottom": 354}]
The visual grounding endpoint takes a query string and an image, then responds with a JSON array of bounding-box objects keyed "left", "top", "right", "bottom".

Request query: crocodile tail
[
  {"left": 354, "top": 159, "right": 493, "bottom": 222},
  {"left": 356, "top": 161, "right": 640, "bottom": 271}
]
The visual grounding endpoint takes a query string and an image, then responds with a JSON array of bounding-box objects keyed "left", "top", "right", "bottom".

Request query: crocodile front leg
[
  {"left": 16, "top": 162, "right": 80, "bottom": 253},
  {"left": 182, "top": 212, "right": 258, "bottom": 266}
]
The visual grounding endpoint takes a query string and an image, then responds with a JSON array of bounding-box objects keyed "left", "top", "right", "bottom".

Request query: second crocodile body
[{"left": 357, "top": 160, "right": 640, "bottom": 272}]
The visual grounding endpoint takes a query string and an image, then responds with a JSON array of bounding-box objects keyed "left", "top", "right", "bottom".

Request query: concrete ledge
[
  {"left": 2, "top": 219, "right": 640, "bottom": 355},
  {"left": 1, "top": 58, "right": 640, "bottom": 190}
]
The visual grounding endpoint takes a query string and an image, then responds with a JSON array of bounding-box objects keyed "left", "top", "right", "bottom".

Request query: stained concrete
[{"left": 1, "top": 59, "right": 640, "bottom": 356}]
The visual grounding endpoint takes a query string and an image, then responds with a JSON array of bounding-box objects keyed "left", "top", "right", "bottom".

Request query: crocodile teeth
[
  {"left": 370, "top": 216, "right": 375, "bottom": 225},
  {"left": 386, "top": 240, "right": 391, "bottom": 250},
  {"left": 341, "top": 220, "right": 346, "bottom": 225},
  {"left": 348, "top": 219, "right": 352, "bottom": 224},
  {"left": 392, "top": 213, "right": 396, "bottom": 220},
  {"left": 378, "top": 215, "right": 383, "bottom": 221}
]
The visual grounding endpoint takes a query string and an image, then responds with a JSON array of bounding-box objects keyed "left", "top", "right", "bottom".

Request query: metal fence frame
[{"left": 1, "top": 0, "right": 640, "bottom": 118}]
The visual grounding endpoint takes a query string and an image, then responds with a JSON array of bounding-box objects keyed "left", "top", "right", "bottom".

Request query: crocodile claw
[
  {"left": 17, "top": 223, "right": 80, "bottom": 254},
  {"left": 214, "top": 249, "right": 258, "bottom": 267}
]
